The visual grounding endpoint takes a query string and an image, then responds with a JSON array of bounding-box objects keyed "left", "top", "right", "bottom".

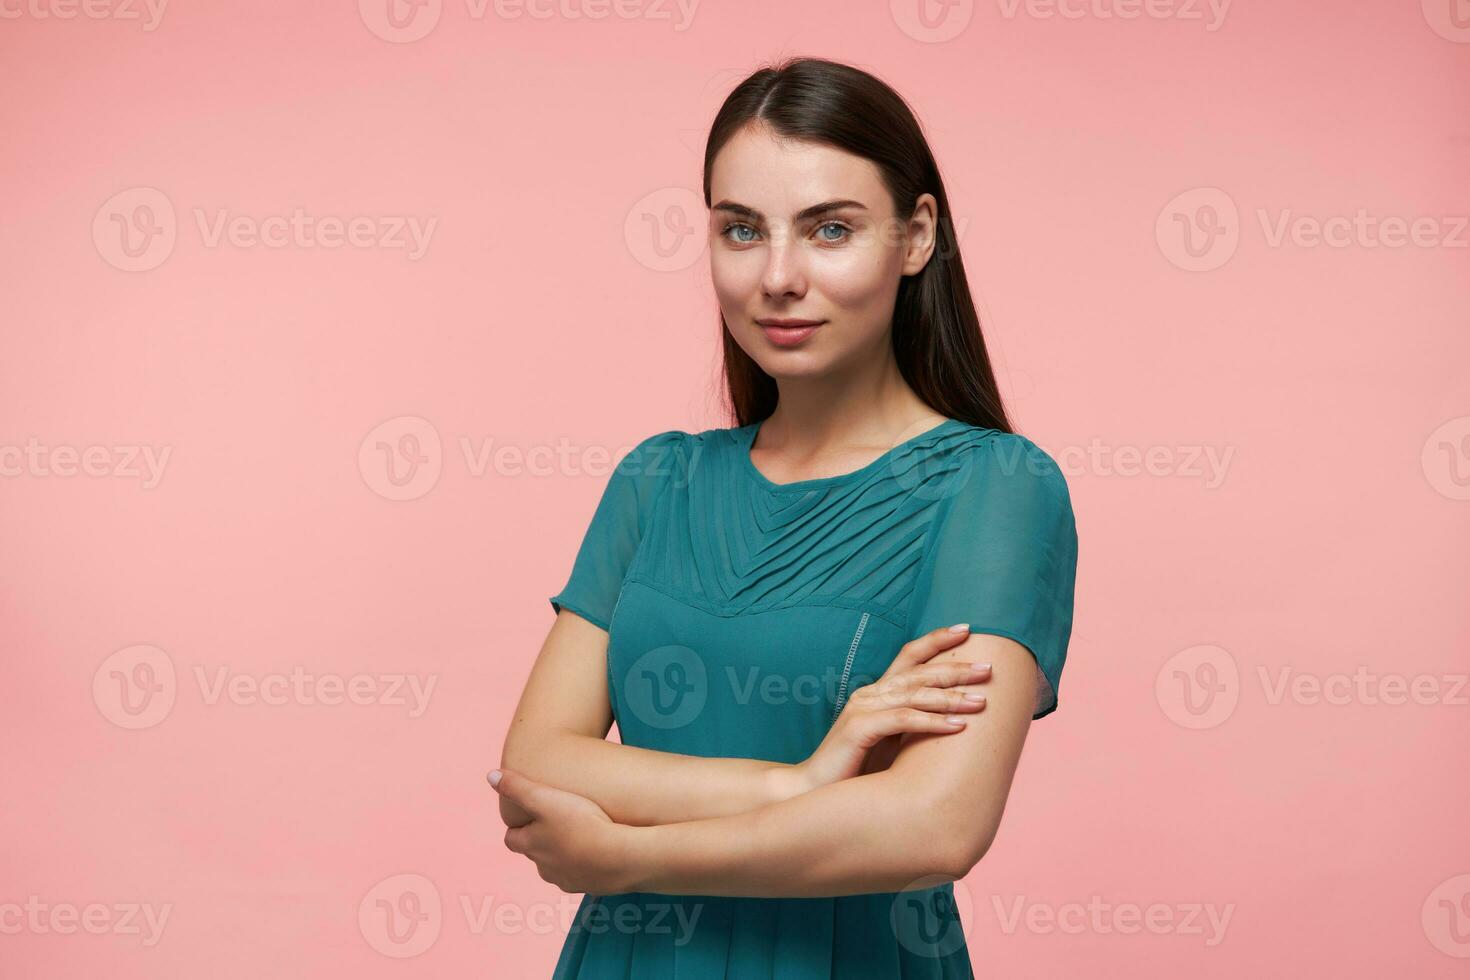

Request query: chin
[{"left": 750, "top": 348, "right": 835, "bottom": 379}]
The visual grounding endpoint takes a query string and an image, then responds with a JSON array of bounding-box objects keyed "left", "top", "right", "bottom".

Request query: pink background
[{"left": 2, "top": 0, "right": 1468, "bottom": 976}]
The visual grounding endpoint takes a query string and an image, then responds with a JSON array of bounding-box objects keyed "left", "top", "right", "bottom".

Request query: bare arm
[
  {"left": 619, "top": 631, "right": 1038, "bottom": 897},
  {"left": 498, "top": 609, "right": 803, "bottom": 828}
]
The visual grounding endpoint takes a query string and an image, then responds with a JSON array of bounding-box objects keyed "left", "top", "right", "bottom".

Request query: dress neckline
[{"left": 736, "top": 417, "right": 963, "bottom": 492}]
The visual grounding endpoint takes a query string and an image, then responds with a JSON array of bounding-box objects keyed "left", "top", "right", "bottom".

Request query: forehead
[{"left": 709, "top": 123, "right": 890, "bottom": 216}]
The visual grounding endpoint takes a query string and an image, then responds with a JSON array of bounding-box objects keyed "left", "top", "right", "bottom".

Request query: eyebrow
[{"left": 710, "top": 199, "right": 869, "bottom": 223}]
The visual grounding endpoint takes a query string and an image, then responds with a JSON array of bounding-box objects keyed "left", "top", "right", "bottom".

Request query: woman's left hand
[{"left": 489, "top": 768, "right": 638, "bottom": 895}]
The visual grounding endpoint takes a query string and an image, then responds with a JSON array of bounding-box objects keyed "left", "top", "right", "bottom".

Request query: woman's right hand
[{"left": 771, "top": 624, "right": 992, "bottom": 801}]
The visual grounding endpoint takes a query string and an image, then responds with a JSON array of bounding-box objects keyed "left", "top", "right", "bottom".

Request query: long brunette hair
[{"left": 704, "top": 57, "right": 1014, "bottom": 435}]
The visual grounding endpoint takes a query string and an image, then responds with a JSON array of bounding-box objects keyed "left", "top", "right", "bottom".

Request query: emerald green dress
[{"left": 546, "top": 418, "right": 1078, "bottom": 979}]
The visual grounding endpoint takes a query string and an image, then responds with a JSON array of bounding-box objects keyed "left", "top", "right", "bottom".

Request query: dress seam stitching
[{"left": 830, "top": 611, "right": 871, "bottom": 723}]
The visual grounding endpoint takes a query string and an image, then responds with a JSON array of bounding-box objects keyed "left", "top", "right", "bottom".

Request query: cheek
[
  {"left": 709, "top": 250, "right": 762, "bottom": 308},
  {"left": 811, "top": 247, "right": 898, "bottom": 310}
]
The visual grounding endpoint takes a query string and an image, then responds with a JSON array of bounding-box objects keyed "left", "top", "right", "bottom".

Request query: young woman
[{"left": 493, "top": 57, "right": 1079, "bottom": 979}]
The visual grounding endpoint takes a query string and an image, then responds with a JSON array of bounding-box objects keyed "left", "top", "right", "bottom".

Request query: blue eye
[
  {"left": 722, "top": 223, "right": 758, "bottom": 244},
  {"left": 816, "top": 222, "right": 851, "bottom": 242},
  {"left": 720, "top": 221, "right": 851, "bottom": 244}
]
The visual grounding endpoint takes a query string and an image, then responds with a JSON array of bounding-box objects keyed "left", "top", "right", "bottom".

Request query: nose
[{"left": 760, "top": 229, "right": 807, "bottom": 300}]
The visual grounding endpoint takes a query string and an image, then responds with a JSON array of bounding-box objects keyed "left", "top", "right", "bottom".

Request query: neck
[{"left": 756, "top": 346, "right": 945, "bottom": 456}]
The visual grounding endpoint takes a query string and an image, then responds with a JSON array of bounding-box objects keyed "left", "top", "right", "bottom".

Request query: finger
[
  {"left": 904, "top": 660, "right": 993, "bottom": 690},
  {"left": 885, "top": 625, "right": 973, "bottom": 675},
  {"left": 868, "top": 706, "right": 971, "bottom": 739},
  {"left": 488, "top": 768, "right": 544, "bottom": 819},
  {"left": 504, "top": 824, "right": 532, "bottom": 855},
  {"left": 861, "top": 661, "right": 989, "bottom": 706},
  {"left": 859, "top": 675, "right": 986, "bottom": 711},
  {"left": 501, "top": 801, "right": 534, "bottom": 829},
  {"left": 898, "top": 686, "right": 988, "bottom": 713}
]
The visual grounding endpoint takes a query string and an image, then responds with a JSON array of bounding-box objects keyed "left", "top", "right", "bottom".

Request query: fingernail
[
  {"left": 944, "top": 715, "right": 966, "bottom": 725},
  {"left": 948, "top": 623, "right": 970, "bottom": 633},
  {"left": 487, "top": 769, "right": 502, "bottom": 787},
  {"left": 972, "top": 663, "right": 990, "bottom": 671},
  {"left": 963, "top": 693, "right": 985, "bottom": 701}
]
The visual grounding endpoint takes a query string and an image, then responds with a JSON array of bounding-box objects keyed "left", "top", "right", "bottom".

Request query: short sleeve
[
  {"left": 548, "top": 429, "right": 685, "bottom": 632},
  {"left": 906, "top": 433, "right": 1079, "bottom": 719}
]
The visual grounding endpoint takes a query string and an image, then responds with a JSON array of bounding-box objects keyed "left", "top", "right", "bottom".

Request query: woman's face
[{"left": 707, "top": 123, "right": 936, "bottom": 379}]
